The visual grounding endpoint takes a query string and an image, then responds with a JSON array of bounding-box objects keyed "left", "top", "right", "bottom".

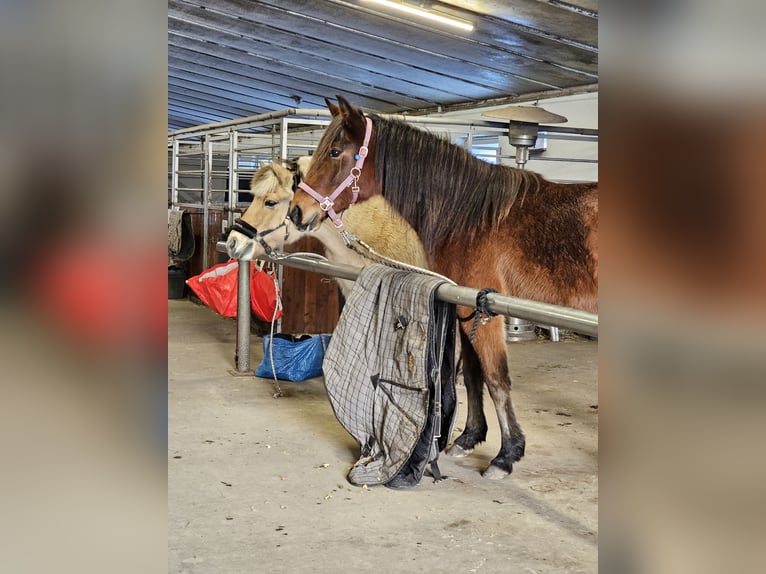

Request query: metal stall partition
[
  {"left": 169, "top": 109, "right": 341, "bottom": 335},
  {"left": 169, "top": 109, "right": 335, "bottom": 274}
]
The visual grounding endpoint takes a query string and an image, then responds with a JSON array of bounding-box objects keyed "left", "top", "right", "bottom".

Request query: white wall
[{"left": 438, "top": 91, "right": 599, "bottom": 183}]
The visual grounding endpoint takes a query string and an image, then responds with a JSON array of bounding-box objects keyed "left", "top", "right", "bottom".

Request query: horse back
[{"left": 433, "top": 178, "right": 598, "bottom": 313}]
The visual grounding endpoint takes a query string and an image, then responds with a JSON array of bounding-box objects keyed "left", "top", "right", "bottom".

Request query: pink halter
[{"left": 298, "top": 117, "right": 373, "bottom": 229}]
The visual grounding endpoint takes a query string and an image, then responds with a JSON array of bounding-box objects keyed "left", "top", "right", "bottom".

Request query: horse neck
[
  {"left": 314, "top": 220, "right": 363, "bottom": 298},
  {"left": 343, "top": 196, "right": 429, "bottom": 269},
  {"left": 314, "top": 221, "right": 348, "bottom": 261},
  {"left": 312, "top": 197, "right": 394, "bottom": 261}
]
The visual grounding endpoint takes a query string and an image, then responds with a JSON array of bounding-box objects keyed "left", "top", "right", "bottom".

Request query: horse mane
[
  {"left": 250, "top": 162, "right": 292, "bottom": 197},
  {"left": 367, "top": 114, "right": 541, "bottom": 254}
]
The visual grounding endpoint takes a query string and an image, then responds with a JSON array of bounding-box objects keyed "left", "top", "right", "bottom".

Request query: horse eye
[
  {"left": 329, "top": 149, "right": 341, "bottom": 158},
  {"left": 265, "top": 200, "right": 278, "bottom": 207}
]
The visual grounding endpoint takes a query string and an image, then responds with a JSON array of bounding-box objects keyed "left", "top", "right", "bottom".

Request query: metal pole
[
  {"left": 227, "top": 130, "right": 237, "bottom": 229},
  {"left": 171, "top": 140, "right": 179, "bottom": 206},
  {"left": 438, "top": 284, "right": 595, "bottom": 336},
  {"left": 279, "top": 117, "right": 289, "bottom": 162},
  {"left": 514, "top": 145, "right": 530, "bottom": 169},
  {"left": 276, "top": 117, "right": 291, "bottom": 333},
  {"left": 508, "top": 123, "right": 556, "bottom": 340},
  {"left": 235, "top": 259, "right": 251, "bottom": 373},
  {"left": 218, "top": 243, "right": 598, "bottom": 338},
  {"left": 169, "top": 108, "right": 330, "bottom": 138},
  {"left": 168, "top": 107, "right": 596, "bottom": 140},
  {"left": 202, "top": 136, "right": 210, "bottom": 270}
]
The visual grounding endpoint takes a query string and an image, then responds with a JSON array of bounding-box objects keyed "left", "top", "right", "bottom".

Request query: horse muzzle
[
  {"left": 226, "top": 231, "right": 254, "bottom": 261},
  {"left": 288, "top": 204, "right": 319, "bottom": 232}
]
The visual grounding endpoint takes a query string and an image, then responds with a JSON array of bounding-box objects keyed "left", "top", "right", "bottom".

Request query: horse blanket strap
[
  {"left": 457, "top": 287, "right": 499, "bottom": 344},
  {"left": 298, "top": 116, "right": 373, "bottom": 229},
  {"left": 322, "top": 264, "right": 458, "bottom": 489}
]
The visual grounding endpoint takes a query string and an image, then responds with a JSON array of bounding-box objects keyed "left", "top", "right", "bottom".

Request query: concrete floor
[{"left": 168, "top": 299, "right": 598, "bottom": 573}]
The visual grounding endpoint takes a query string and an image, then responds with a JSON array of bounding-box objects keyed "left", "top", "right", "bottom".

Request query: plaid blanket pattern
[{"left": 322, "top": 264, "right": 456, "bottom": 487}]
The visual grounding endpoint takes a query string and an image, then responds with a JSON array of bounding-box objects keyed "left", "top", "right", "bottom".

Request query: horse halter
[
  {"left": 298, "top": 116, "right": 373, "bottom": 229},
  {"left": 231, "top": 217, "right": 289, "bottom": 259}
]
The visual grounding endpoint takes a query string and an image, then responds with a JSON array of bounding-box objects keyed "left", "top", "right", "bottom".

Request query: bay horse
[
  {"left": 289, "top": 96, "right": 598, "bottom": 479},
  {"left": 226, "top": 158, "right": 429, "bottom": 297}
]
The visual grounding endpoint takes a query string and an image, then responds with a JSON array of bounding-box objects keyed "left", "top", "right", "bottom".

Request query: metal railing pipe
[
  {"left": 435, "top": 283, "right": 597, "bottom": 336},
  {"left": 215, "top": 242, "right": 598, "bottom": 338},
  {"left": 169, "top": 107, "right": 598, "bottom": 140}
]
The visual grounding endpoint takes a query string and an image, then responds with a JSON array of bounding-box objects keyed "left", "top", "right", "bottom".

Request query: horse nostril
[{"left": 227, "top": 237, "right": 237, "bottom": 251}]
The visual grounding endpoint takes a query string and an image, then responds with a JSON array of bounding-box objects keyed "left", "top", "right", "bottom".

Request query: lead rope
[
  {"left": 268, "top": 235, "right": 496, "bottom": 345},
  {"left": 263, "top": 260, "right": 284, "bottom": 399},
  {"left": 457, "top": 288, "right": 498, "bottom": 344},
  {"left": 339, "top": 230, "right": 456, "bottom": 284},
  {"left": 263, "top": 251, "right": 338, "bottom": 398},
  {"left": 338, "top": 230, "right": 501, "bottom": 344}
]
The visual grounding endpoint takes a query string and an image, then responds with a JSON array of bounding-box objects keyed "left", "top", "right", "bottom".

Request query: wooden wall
[
  {"left": 280, "top": 235, "right": 341, "bottom": 334},
  {"left": 185, "top": 208, "right": 228, "bottom": 274}
]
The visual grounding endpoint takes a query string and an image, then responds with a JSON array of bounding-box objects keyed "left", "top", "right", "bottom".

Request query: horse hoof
[
  {"left": 446, "top": 443, "right": 473, "bottom": 458},
  {"left": 482, "top": 465, "right": 510, "bottom": 480}
]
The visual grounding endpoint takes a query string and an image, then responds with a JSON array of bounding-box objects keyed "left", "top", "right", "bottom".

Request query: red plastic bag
[
  {"left": 250, "top": 266, "right": 282, "bottom": 321},
  {"left": 186, "top": 260, "right": 282, "bottom": 321}
]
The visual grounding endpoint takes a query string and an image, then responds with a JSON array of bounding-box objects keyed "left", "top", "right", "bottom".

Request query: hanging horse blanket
[
  {"left": 322, "top": 264, "right": 457, "bottom": 489},
  {"left": 167, "top": 208, "right": 195, "bottom": 264}
]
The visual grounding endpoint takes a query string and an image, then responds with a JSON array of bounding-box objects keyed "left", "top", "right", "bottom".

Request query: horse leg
[
  {"left": 472, "top": 317, "right": 526, "bottom": 479},
  {"left": 446, "top": 330, "right": 488, "bottom": 457}
]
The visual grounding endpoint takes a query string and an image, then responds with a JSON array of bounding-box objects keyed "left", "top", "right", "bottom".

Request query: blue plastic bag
[{"left": 255, "top": 334, "right": 331, "bottom": 382}]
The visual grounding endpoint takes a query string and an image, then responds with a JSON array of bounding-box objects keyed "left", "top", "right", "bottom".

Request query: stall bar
[{"left": 216, "top": 241, "right": 598, "bottom": 373}]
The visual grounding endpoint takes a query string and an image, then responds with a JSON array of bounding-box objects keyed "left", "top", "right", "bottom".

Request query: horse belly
[{"left": 432, "top": 231, "right": 597, "bottom": 313}]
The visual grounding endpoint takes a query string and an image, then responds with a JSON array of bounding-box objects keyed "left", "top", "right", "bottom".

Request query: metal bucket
[{"left": 505, "top": 316, "right": 536, "bottom": 342}]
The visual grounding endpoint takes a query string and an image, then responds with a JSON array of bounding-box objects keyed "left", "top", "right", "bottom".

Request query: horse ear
[
  {"left": 325, "top": 98, "right": 340, "bottom": 117},
  {"left": 336, "top": 95, "right": 366, "bottom": 142}
]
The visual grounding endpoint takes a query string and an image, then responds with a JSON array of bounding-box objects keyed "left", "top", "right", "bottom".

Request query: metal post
[
  {"left": 464, "top": 127, "right": 473, "bottom": 150},
  {"left": 279, "top": 117, "right": 289, "bottom": 162},
  {"left": 514, "top": 144, "right": 530, "bottom": 169},
  {"left": 227, "top": 130, "right": 238, "bottom": 229},
  {"left": 276, "top": 118, "right": 291, "bottom": 333},
  {"left": 235, "top": 259, "right": 251, "bottom": 373},
  {"left": 508, "top": 123, "right": 543, "bottom": 339},
  {"left": 202, "top": 136, "right": 210, "bottom": 269},
  {"left": 171, "top": 139, "right": 179, "bottom": 206}
]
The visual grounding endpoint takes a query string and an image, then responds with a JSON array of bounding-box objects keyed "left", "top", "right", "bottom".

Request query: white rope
[
  {"left": 339, "top": 230, "right": 456, "bottom": 285},
  {"left": 264, "top": 260, "right": 284, "bottom": 398}
]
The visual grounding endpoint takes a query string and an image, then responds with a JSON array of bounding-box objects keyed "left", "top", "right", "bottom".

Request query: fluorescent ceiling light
[{"left": 365, "top": 0, "right": 475, "bottom": 32}]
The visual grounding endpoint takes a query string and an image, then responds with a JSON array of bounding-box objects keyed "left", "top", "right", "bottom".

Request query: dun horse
[
  {"left": 289, "top": 96, "right": 598, "bottom": 479},
  {"left": 226, "top": 158, "right": 428, "bottom": 297}
]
